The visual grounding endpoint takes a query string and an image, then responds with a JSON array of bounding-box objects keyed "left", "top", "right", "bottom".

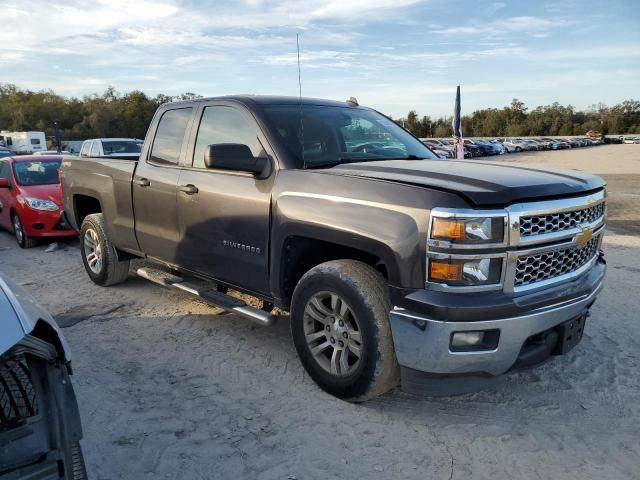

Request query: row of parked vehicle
[{"left": 420, "top": 136, "right": 619, "bottom": 159}]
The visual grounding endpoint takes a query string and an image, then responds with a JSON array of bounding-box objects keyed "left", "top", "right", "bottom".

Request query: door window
[
  {"left": 192, "top": 106, "right": 265, "bottom": 168},
  {"left": 149, "top": 108, "right": 193, "bottom": 165},
  {"left": 90, "top": 141, "right": 100, "bottom": 156},
  {"left": 0, "top": 161, "right": 9, "bottom": 181}
]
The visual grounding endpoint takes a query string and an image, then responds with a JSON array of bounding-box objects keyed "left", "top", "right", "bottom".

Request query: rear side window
[
  {"left": 30, "top": 138, "right": 41, "bottom": 145},
  {"left": 90, "top": 142, "right": 100, "bottom": 156},
  {"left": 149, "top": 108, "right": 193, "bottom": 165}
]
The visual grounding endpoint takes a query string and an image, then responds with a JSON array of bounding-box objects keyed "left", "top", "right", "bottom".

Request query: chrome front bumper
[{"left": 389, "top": 280, "right": 603, "bottom": 376}]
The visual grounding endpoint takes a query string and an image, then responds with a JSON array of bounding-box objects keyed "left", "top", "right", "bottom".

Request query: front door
[
  {"left": 133, "top": 106, "right": 194, "bottom": 263},
  {"left": 176, "top": 104, "right": 273, "bottom": 294},
  {"left": 0, "top": 160, "right": 12, "bottom": 230}
]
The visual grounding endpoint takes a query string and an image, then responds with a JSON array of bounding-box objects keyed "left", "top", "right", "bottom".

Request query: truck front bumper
[{"left": 389, "top": 261, "right": 605, "bottom": 395}]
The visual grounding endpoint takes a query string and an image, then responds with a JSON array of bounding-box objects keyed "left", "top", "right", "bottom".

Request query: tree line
[
  {"left": 398, "top": 98, "right": 640, "bottom": 138},
  {"left": 1, "top": 83, "right": 638, "bottom": 142},
  {"left": 0, "top": 83, "right": 201, "bottom": 141}
]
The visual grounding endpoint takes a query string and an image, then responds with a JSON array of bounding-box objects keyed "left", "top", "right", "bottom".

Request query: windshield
[
  {"left": 12, "top": 160, "right": 61, "bottom": 186},
  {"left": 101, "top": 140, "right": 142, "bottom": 155},
  {"left": 262, "top": 105, "right": 437, "bottom": 168}
]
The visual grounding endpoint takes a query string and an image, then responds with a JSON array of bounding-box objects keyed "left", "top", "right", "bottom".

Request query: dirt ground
[{"left": 1, "top": 145, "right": 639, "bottom": 479}]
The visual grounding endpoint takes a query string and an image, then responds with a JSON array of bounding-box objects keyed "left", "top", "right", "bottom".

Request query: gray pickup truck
[{"left": 61, "top": 96, "right": 606, "bottom": 400}]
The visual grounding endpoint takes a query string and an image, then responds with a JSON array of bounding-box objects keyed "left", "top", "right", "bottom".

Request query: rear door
[
  {"left": 175, "top": 103, "right": 274, "bottom": 294},
  {"left": 133, "top": 106, "right": 194, "bottom": 263}
]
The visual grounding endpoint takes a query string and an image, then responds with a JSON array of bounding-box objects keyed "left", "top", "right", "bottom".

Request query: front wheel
[
  {"left": 80, "top": 213, "right": 130, "bottom": 286},
  {"left": 12, "top": 213, "right": 37, "bottom": 248},
  {"left": 290, "top": 260, "right": 399, "bottom": 402}
]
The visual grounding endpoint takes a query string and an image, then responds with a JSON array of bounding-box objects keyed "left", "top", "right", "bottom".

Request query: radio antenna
[
  {"left": 297, "top": 33, "right": 305, "bottom": 168},
  {"left": 296, "top": 33, "right": 302, "bottom": 98}
]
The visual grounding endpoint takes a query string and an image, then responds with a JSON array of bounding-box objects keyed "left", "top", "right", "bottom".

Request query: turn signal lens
[
  {"left": 430, "top": 215, "right": 505, "bottom": 244},
  {"left": 430, "top": 261, "right": 462, "bottom": 281},
  {"left": 432, "top": 218, "right": 465, "bottom": 239},
  {"left": 428, "top": 257, "right": 502, "bottom": 286}
]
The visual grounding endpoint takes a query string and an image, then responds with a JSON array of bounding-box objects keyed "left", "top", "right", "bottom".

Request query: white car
[{"left": 79, "top": 138, "right": 144, "bottom": 158}]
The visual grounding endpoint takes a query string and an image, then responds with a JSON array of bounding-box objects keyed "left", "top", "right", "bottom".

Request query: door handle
[
  {"left": 135, "top": 178, "right": 150, "bottom": 187},
  {"left": 178, "top": 184, "right": 199, "bottom": 195}
]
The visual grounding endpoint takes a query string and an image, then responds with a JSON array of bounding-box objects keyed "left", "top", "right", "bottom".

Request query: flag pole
[{"left": 452, "top": 85, "right": 464, "bottom": 159}]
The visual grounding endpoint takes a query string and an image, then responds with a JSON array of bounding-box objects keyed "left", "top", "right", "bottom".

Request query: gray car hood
[
  {"left": 326, "top": 159, "right": 605, "bottom": 206},
  {"left": 0, "top": 273, "right": 71, "bottom": 360}
]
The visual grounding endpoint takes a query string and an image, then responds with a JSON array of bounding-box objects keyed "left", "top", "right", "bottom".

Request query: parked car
[
  {"left": 550, "top": 140, "right": 571, "bottom": 150},
  {"left": 502, "top": 138, "right": 529, "bottom": 152},
  {"left": 62, "top": 95, "right": 606, "bottom": 400},
  {"left": 622, "top": 136, "right": 639, "bottom": 144},
  {"left": 0, "top": 155, "right": 77, "bottom": 248},
  {"left": 464, "top": 139, "right": 496, "bottom": 156},
  {"left": 79, "top": 138, "right": 143, "bottom": 159},
  {"left": 485, "top": 139, "right": 506, "bottom": 154},
  {"left": 0, "top": 147, "right": 14, "bottom": 158},
  {"left": 521, "top": 139, "right": 542, "bottom": 151},
  {"left": 0, "top": 273, "right": 86, "bottom": 479},
  {"left": 421, "top": 140, "right": 453, "bottom": 158}
]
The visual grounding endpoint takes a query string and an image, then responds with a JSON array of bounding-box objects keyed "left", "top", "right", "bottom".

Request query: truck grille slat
[
  {"left": 515, "top": 235, "right": 600, "bottom": 286},
  {"left": 519, "top": 202, "right": 605, "bottom": 237}
]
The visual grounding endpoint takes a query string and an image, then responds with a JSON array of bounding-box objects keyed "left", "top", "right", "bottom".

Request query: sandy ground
[{"left": 1, "top": 145, "right": 639, "bottom": 479}]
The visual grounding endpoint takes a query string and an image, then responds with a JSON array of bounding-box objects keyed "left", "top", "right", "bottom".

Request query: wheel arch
[{"left": 274, "top": 232, "right": 400, "bottom": 309}]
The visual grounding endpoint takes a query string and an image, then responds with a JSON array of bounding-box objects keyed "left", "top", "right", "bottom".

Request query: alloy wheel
[
  {"left": 13, "top": 215, "right": 23, "bottom": 244},
  {"left": 83, "top": 228, "right": 103, "bottom": 274},
  {"left": 303, "top": 292, "right": 363, "bottom": 376}
]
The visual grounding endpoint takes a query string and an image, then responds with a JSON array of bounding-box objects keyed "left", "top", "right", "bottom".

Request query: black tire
[
  {"left": 515, "top": 146, "right": 522, "bottom": 152},
  {"left": 12, "top": 213, "right": 38, "bottom": 249},
  {"left": 80, "top": 213, "right": 129, "bottom": 286},
  {"left": 290, "top": 260, "right": 399, "bottom": 402}
]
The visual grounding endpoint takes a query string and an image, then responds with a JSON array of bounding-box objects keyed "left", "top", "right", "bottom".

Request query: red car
[{"left": 0, "top": 155, "right": 77, "bottom": 248}]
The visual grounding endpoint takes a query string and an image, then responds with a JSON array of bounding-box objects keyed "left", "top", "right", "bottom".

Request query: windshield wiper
[{"left": 307, "top": 155, "right": 428, "bottom": 169}]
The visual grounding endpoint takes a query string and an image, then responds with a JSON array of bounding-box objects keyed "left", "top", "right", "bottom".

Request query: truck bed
[{"left": 61, "top": 156, "right": 139, "bottom": 251}]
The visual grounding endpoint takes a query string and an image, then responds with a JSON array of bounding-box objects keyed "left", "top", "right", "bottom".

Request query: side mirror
[
  {"left": 0, "top": 178, "right": 8, "bottom": 188},
  {"left": 204, "top": 144, "right": 267, "bottom": 175}
]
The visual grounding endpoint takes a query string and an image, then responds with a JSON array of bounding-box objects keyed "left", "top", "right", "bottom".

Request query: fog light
[
  {"left": 451, "top": 332, "right": 484, "bottom": 347},
  {"left": 450, "top": 329, "right": 500, "bottom": 352}
]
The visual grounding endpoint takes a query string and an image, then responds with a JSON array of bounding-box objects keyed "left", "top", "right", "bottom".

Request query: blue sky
[{"left": 1, "top": 0, "right": 638, "bottom": 117}]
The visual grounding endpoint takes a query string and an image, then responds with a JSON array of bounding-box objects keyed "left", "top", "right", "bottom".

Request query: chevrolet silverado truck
[{"left": 61, "top": 96, "right": 606, "bottom": 400}]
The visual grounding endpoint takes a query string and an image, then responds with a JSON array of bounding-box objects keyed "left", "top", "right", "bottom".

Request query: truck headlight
[
  {"left": 24, "top": 197, "right": 58, "bottom": 211},
  {"left": 429, "top": 257, "right": 502, "bottom": 286},
  {"left": 431, "top": 216, "right": 505, "bottom": 244}
]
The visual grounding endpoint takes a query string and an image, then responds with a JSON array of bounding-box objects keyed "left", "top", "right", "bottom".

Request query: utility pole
[{"left": 53, "top": 121, "right": 61, "bottom": 153}]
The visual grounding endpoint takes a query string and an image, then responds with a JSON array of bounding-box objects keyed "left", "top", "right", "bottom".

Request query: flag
[{"left": 452, "top": 85, "right": 464, "bottom": 159}]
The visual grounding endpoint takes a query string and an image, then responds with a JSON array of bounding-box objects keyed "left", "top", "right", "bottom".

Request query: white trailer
[{"left": 0, "top": 131, "right": 47, "bottom": 154}]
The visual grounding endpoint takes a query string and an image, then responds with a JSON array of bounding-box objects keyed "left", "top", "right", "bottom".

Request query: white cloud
[{"left": 432, "top": 16, "right": 574, "bottom": 37}]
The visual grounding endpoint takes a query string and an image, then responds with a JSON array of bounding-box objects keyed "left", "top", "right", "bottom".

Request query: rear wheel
[
  {"left": 290, "top": 260, "right": 399, "bottom": 402},
  {"left": 80, "top": 213, "right": 130, "bottom": 286},
  {"left": 12, "top": 213, "right": 37, "bottom": 248},
  {"left": 515, "top": 146, "right": 522, "bottom": 152}
]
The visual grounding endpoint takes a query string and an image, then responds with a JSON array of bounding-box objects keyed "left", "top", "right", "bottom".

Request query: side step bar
[{"left": 136, "top": 267, "right": 277, "bottom": 326}]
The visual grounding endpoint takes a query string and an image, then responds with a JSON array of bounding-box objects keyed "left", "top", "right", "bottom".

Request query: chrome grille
[
  {"left": 515, "top": 235, "right": 600, "bottom": 286},
  {"left": 519, "top": 202, "right": 605, "bottom": 237}
]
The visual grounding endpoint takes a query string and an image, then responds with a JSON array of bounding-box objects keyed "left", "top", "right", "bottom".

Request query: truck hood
[{"left": 326, "top": 160, "right": 605, "bottom": 206}]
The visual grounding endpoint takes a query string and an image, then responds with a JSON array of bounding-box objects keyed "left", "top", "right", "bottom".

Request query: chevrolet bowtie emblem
[{"left": 575, "top": 226, "right": 593, "bottom": 244}]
